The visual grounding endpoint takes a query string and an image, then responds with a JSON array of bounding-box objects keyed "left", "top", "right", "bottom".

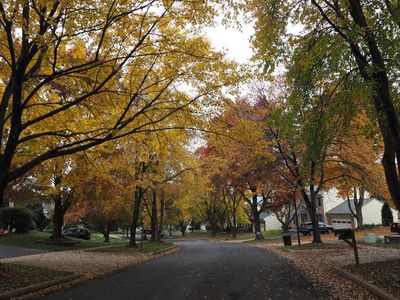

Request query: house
[
  {"left": 326, "top": 198, "right": 399, "bottom": 229},
  {"left": 296, "top": 188, "right": 344, "bottom": 224},
  {"left": 254, "top": 188, "right": 345, "bottom": 232},
  {"left": 259, "top": 212, "right": 282, "bottom": 231}
]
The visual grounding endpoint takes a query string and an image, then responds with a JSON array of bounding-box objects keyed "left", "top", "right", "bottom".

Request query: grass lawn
[
  {"left": 91, "top": 241, "right": 174, "bottom": 253},
  {"left": 287, "top": 242, "right": 348, "bottom": 250},
  {"left": 0, "top": 231, "right": 127, "bottom": 251},
  {"left": 0, "top": 263, "right": 71, "bottom": 293},
  {"left": 345, "top": 259, "right": 400, "bottom": 296}
]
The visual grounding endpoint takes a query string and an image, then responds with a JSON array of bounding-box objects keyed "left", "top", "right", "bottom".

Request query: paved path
[
  {"left": 38, "top": 240, "right": 324, "bottom": 300},
  {"left": 0, "top": 245, "right": 47, "bottom": 259}
]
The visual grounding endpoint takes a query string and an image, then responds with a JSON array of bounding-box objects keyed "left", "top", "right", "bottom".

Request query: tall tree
[
  {"left": 248, "top": 0, "right": 400, "bottom": 211},
  {"left": 0, "top": 0, "right": 240, "bottom": 206}
]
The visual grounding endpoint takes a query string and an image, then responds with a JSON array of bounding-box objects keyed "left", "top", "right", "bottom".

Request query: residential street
[{"left": 38, "top": 240, "right": 324, "bottom": 300}]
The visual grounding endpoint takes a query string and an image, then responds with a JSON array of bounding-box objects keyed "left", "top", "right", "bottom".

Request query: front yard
[
  {"left": 253, "top": 240, "right": 400, "bottom": 300},
  {"left": 345, "top": 259, "right": 400, "bottom": 296},
  {"left": 0, "top": 263, "right": 70, "bottom": 293},
  {"left": 0, "top": 231, "right": 126, "bottom": 251}
]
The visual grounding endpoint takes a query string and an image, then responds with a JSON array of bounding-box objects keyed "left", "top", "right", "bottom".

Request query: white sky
[{"left": 205, "top": 22, "right": 255, "bottom": 64}]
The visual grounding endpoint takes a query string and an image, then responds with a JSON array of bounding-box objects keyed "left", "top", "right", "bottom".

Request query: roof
[
  {"left": 260, "top": 212, "right": 269, "bottom": 219},
  {"left": 326, "top": 198, "right": 376, "bottom": 215}
]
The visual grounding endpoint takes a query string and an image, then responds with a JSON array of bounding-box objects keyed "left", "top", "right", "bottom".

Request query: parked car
[
  {"left": 299, "top": 222, "right": 334, "bottom": 235},
  {"left": 391, "top": 221, "right": 400, "bottom": 234},
  {"left": 62, "top": 228, "right": 91, "bottom": 240}
]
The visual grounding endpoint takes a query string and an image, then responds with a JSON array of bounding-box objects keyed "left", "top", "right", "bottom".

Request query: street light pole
[{"left": 292, "top": 184, "right": 301, "bottom": 247}]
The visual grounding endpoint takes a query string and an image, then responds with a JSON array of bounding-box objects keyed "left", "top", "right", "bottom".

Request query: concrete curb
[
  {"left": 0, "top": 274, "right": 81, "bottom": 300},
  {"left": 150, "top": 244, "right": 178, "bottom": 255},
  {"left": 334, "top": 267, "right": 399, "bottom": 300}
]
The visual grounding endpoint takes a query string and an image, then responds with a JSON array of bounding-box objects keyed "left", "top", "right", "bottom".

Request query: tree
[
  {"left": 382, "top": 202, "right": 394, "bottom": 226},
  {"left": 201, "top": 99, "right": 275, "bottom": 239},
  {"left": 248, "top": 0, "right": 400, "bottom": 211},
  {"left": 0, "top": 0, "right": 240, "bottom": 207}
]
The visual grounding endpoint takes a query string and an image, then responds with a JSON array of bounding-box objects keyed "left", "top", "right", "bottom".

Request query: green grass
[
  {"left": 91, "top": 241, "right": 174, "bottom": 253},
  {"left": 345, "top": 259, "right": 400, "bottom": 296},
  {"left": 0, "top": 263, "right": 71, "bottom": 293},
  {"left": 0, "top": 231, "right": 127, "bottom": 251}
]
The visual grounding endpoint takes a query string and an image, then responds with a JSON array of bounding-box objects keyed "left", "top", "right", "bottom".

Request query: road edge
[
  {"left": 0, "top": 274, "right": 81, "bottom": 300},
  {"left": 334, "top": 267, "right": 399, "bottom": 300},
  {"left": 150, "top": 244, "right": 178, "bottom": 255}
]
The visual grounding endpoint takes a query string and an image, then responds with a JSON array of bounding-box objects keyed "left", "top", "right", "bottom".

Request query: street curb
[
  {"left": 150, "top": 244, "right": 178, "bottom": 255},
  {"left": 0, "top": 274, "right": 81, "bottom": 300},
  {"left": 334, "top": 267, "right": 399, "bottom": 300}
]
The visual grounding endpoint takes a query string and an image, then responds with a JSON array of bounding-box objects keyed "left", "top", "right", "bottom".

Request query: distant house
[
  {"left": 259, "top": 212, "right": 282, "bottom": 231},
  {"left": 326, "top": 198, "right": 399, "bottom": 229},
  {"left": 296, "top": 188, "right": 344, "bottom": 224}
]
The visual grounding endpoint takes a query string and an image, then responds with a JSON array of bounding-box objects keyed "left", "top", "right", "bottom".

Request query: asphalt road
[
  {"left": 38, "top": 240, "right": 324, "bottom": 300},
  {"left": 0, "top": 245, "right": 47, "bottom": 259}
]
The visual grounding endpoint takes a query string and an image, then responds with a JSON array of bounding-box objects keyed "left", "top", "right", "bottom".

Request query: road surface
[
  {"left": 0, "top": 245, "right": 47, "bottom": 259},
  {"left": 38, "top": 240, "right": 324, "bottom": 300}
]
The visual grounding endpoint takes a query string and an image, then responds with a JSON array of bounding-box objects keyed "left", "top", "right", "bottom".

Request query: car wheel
[
  {"left": 327, "top": 229, "right": 333, "bottom": 234},
  {"left": 309, "top": 230, "right": 313, "bottom": 236}
]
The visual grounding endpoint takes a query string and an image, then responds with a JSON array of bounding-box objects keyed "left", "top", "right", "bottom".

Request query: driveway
[
  {"left": 37, "top": 240, "right": 324, "bottom": 300},
  {"left": 0, "top": 245, "right": 47, "bottom": 259}
]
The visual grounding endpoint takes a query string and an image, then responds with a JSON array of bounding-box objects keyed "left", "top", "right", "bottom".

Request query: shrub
[
  {"left": 27, "top": 204, "right": 48, "bottom": 231},
  {"left": 0, "top": 207, "right": 33, "bottom": 233}
]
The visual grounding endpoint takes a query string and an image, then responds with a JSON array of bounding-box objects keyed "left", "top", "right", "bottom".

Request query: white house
[
  {"left": 257, "top": 188, "right": 345, "bottom": 232},
  {"left": 326, "top": 198, "right": 399, "bottom": 229},
  {"left": 259, "top": 212, "right": 282, "bottom": 231},
  {"left": 296, "top": 188, "right": 344, "bottom": 224}
]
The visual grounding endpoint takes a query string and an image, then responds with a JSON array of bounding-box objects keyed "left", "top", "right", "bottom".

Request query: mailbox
[{"left": 334, "top": 228, "right": 354, "bottom": 240}]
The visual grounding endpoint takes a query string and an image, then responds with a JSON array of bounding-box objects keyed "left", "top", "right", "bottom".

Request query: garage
[{"left": 331, "top": 218, "right": 353, "bottom": 229}]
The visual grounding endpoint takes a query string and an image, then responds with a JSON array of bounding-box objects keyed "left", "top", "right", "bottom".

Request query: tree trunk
[
  {"left": 232, "top": 213, "right": 237, "bottom": 239},
  {"left": 158, "top": 192, "right": 164, "bottom": 242},
  {"left": 104, "top": 223, "right": 110, "bottom": 242},
  {"left": 252, "top": 194, "right": 264, "bottom": 240},
  {"left": 50, "top": 196, "right": 64, "bottom": 240},
  {"left": 129, "top": 187, "right": 143, "bottom": 247},
  {"left": 355, "top": 189, "right": 364, "bottom": 229},
  {"left": 308, "top": 206, "right": 322, "bottom": 243},
  {"left": 346, "top": 0, "right": 400, "bottom": 212},
  {"left": 150, "top": 189, "right": 158, "bottom": 243},
  {"left": 0, "top": 184, "right": 6, "bottom": 208},
  {"left": 169, "top": 224, "right": 172, "bottom": 236},
  {"left": 210, "top": 218, "right": 217, "bottom": 237}
]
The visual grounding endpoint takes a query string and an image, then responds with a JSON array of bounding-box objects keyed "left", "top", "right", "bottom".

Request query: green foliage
[
  {"left": 381, "top": 202, "right": 394, "bottom": 226},
  {"left": 0, "top": 207, "right": 33, "bottom": 233},
  {"left": 27, "top": 204, "right": 49, "bottom": 231}
]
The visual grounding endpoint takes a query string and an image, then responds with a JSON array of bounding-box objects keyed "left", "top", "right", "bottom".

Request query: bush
[
  {"left": 27, "top": 204, "right": 48, "bottom": 231},
  {"left": 0, "top": 207, "right": 33, "bottom": 233}
]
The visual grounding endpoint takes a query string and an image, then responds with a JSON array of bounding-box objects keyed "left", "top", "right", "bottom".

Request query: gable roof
[{"left": 326, "top": 198, "right": 377, "bottom": 215}]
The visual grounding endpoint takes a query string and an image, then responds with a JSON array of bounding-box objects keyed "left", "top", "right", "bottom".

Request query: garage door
[{"left": 331, "top": 218, "right": 353, "bottom": 229}]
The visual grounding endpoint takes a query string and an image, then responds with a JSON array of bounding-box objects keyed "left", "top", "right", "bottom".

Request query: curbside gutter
[
  {"left": 334, "top": 267, "right": 399, "bottom": 300},
  {"left": 0, "top": 274, "right": 81, "bottom": 300},
  {"left": 150, "top": 244, "right": 178, "bottom": 255}
]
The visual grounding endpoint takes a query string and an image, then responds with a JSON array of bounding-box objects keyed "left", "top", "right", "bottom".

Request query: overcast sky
[{"left": 205, "top": 21, "right": 255, "bottom": 64}]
